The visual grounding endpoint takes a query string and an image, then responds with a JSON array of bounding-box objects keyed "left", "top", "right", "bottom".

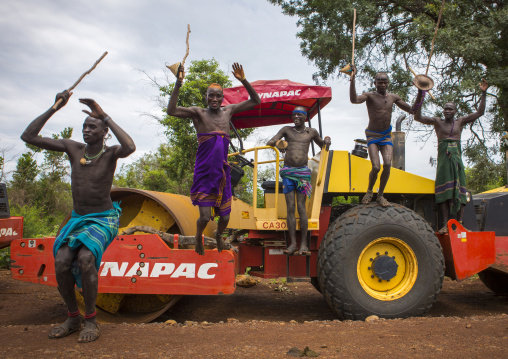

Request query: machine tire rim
[{"left": 357, "top": 237, "right": 418, "bottom": 301}]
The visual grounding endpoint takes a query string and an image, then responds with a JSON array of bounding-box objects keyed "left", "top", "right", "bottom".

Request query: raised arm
[
  {"left": 393, "top": 94, "right": 412, "bottom": 113},
  {"left": 79, "top": 99, "right": 136, "bottom": 158},
  {"left": 20, "top": 90, "right": 72, "bottom": 152},
  {"left": 350, "top": 66, "right": 368, "bottom": 104},
  {"left": 413, "top": 90, "right": 436, "bottom": 125},
  {"left": 229, "top": 63, "right": 261, "bottom": 114},
  {"left": 461, "top": 79, "right": 489, "bottom": 125},
  {"left": 166, "top": 64, "right": 199, "bottom": 119}
]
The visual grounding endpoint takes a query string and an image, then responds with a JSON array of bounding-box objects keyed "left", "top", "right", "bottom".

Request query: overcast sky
[{"left": 0, "top": 0, "right": 439, "bottom": 181}]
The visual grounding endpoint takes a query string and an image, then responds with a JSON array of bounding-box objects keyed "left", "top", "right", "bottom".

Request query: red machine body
[
  {"left": 10, "top": 234, "right": 237, "bottom": 295},
  {"left": 0, "top": 217, "right": 23, "bottom": 249}
]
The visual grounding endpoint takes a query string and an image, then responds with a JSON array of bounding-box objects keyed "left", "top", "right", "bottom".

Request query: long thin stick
[
  {"left": 425, "top": 0, "right": 446, "bottom": 75},
  {"left": 352, "top": 9, "right": 357, "bottom": 66},
  {"left": 52, "top": 51, "right": 108, "bottom": 110},
  {"left": 181, "top": 24, "right": 191, "bottom": 67}
]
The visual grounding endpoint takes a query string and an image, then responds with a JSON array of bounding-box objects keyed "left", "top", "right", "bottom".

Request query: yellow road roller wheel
[{"left": 317, "top": 203, "right": 444, "bottom": 320}]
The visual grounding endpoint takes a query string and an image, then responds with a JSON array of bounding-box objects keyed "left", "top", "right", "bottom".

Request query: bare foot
[
  {"left": 216, "top": 235, "right": 225, "bottom": 253},
  {"left": 299, "top": 248, "right": 311, "bottom": 256},
  {"left": 49, "top": 316, "right": 81, "bottom": 339},
  {"left": 194, "top": 235, "right": 205, "bottom": 256},
  {"left": 78, "top": 320, "right": 100, "bottom": 343},
  {"left": 376, "top": 195, "right": 390, "bottom": 207},
  {"left": 362, "top": 190, "right": 373, "bottom": 204},
  {"left": 438, "top": 226, "right": 448, "bottom": 234},
  {"left": 298, "top": 243, "right": 311, "bottom": 256},
  {"left": 284, "top": 243, "right": 298, "bottom": 256}
]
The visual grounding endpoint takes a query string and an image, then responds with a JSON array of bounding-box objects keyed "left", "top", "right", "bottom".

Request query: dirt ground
[{"left": 0, "top": 269, "right": 507, "bottom": 358}]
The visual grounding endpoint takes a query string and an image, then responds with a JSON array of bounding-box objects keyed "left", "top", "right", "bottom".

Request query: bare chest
[
  {"left": 435, "top": 119, "right": 462, "bottom": 140},
  {"left": 195, "top": 108, "right": 232, "bottom": 134}
]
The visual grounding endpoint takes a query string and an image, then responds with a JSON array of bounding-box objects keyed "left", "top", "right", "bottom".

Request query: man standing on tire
[
  {"left": 21, "top": 90, "right": 136, "bottom": 342},
  {"left": 166, "top": 63, "right": 261, "bottom": 255},
  {"left": 350, "top": 67, "right": 417, "bottom": 206},
  {"left": 414, "top": 79, "right": 489, "bottom": 233},
  {"left": 267, "top": 107, "right": 331, "bottom": 255}
]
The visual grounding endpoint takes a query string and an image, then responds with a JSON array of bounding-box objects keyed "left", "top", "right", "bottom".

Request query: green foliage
[
  {"left": 10, "top": 204, "right": 62, "bottom": 238},
  {"left": 114, "top": 143, "right": 193, "bottom": 194},
  {"left": 8, "top": 128, "right": 73, "bottom": 234},
  {"left": 464, "top": 143, "right": 506, "bottom": 194},
  {"left": 332, "top": 196, "right": 359, "bottom": 206},
  {"left": 269, "top": 0, "right": 508, "bottom": 185},
  {"left": 0, "top": 248, "right": 10, "bottom": 269}
]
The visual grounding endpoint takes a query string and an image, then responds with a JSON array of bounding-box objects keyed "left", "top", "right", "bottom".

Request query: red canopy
[{"left": 222, "top": 79, "right": 332, "bottom": 129}]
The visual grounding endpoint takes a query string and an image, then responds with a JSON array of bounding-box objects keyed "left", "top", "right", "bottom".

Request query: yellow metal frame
[{"left": 228, "top": 146, "right": 330, "bottom": 230}]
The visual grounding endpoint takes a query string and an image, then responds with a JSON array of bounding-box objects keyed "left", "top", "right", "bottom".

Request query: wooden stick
[
  {"left": 408, "top": 66, "right": 436, "bottom": 100},
  {"left": 52, "top": 51, "right": 108, "bottom": 110},
  {"left": 181, "top": 24, "right": 191, "bottom": 67},
  {"left": 352, "top": 9, "right": 357, "bottom": 66},
  {"left": 425, "top": 0, "right": 446, "bottom": 75}
]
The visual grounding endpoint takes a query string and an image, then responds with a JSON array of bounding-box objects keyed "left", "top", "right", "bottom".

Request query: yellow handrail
[
  {"left": 317, "top": 147, "right": 329, "bottom": 186},
  {"left": 228, "top": 146, "right": 281, "bottom": 210}
]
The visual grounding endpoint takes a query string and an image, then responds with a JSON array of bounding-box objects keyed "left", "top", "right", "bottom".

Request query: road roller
[{"left": 9, "top": 79, "right": 506, "bottom": 322}]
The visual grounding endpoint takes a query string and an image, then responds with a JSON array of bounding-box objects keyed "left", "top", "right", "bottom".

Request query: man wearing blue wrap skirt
[
  {"left": 350, "top": 67, "right": 417, "bottom": 206},
  {"left": 267, "top": 107, "right": 331, "bottom": 256},
  {"left": 21, "top": 91, "right": 135, "bottom": 342}
]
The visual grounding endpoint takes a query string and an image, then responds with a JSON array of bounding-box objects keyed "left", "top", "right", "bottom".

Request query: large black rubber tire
[
  {"left": 317, "top": 203, "right": 444, "bottom": 320},
  {"left": 478, "top": 268, "right": 508, "bottom": 296}
]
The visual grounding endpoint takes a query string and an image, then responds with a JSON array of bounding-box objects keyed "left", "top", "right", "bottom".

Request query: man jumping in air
[{"left": 166, "top": 63, "right": 261, "bottom": 255}]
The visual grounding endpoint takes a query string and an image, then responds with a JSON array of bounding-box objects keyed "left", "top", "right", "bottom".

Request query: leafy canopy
[{"left": 269, "top": 0, "right": 508, "bottom": 189}]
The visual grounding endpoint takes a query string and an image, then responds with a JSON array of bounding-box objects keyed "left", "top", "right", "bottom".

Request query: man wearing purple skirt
[{"left": 167, "top": 63, "right": 261, "bottom": 255}]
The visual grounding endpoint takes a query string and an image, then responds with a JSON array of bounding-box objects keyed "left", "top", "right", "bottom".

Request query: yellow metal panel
[
  {"left": 254, "top": 219, "right": 319, "bottom": 231},
  {"left": 481, "top": 186, "right": 508, "bottom": 194},
  {"left": 326, "top": 151, "right": 351, "bottom": 193},
  {"left": 327, "top": 150, "right": 435, "bottom": 194},
  {"left": 228, "top": 196, "right": 257, "bottom": 229}
]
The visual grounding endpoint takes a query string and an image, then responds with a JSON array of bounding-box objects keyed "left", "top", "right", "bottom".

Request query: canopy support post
[
  {"left": 317, "top": 99, "right": 323, "bottom": 139},
  {"left": 307, "top": 115, "right": 316, "bottom": 157}
]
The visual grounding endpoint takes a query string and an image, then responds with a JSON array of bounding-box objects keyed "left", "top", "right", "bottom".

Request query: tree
[
  {"left": 9, "top": 128, "right": 73, "bottom": 234},
  {"left": 269, "top": 0, "right": 508, "bottom": 185},
  {"left": 116, "top": 59, "right": 256, "bottom": 195}
]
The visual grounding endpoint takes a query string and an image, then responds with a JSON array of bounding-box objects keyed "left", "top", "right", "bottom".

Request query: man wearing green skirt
[{"left": 414, "top": 79, "right": 489, "bottom": 233}]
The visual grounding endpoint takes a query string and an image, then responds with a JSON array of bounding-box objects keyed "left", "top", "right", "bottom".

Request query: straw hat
[
  {"left": 166, "top": 62, "right": 181, "bottom": 76},
  {"left": 413, "top": 74, "right": 434, "bottom": 91}
]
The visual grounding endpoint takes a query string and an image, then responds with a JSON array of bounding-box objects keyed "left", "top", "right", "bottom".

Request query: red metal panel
[
  {"left": 491, "top": 236, "right": 508, "bottom": 274},
  {"left": 0, "top": 217, "right": 23, "bottom": 249},
  {"left": 315, "top": 206, "right": 332, "bottom": 249},
  {"left": 11, "top": 234, "right": 237, "bottom": 295},
  {"left": 437, "top": 219, "right": 496, "bottom": 281},
  {"left": 236, "top": 243, "right": 263, "bottom": 275}
]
